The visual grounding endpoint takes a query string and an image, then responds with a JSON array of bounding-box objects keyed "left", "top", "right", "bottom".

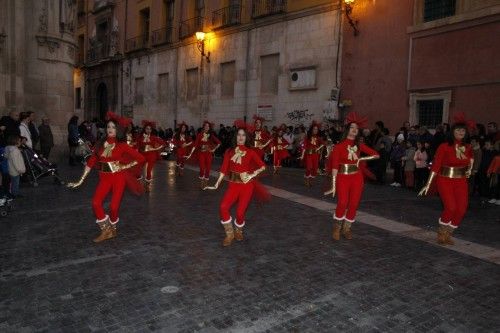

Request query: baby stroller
[{"left": 20, "top": 145, "right": 65, "bottom": 187}]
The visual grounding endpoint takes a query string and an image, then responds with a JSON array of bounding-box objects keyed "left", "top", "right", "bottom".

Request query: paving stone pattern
[{"left": 0, "top": 161, "right": 499, "bottom": 332}]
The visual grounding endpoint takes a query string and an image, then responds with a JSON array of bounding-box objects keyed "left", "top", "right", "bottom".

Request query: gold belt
[
  {"left": 440, "top": 166, "right": 467, "bottom": 178},
  {"left": 229, "top": 172, "right": 247, "bottom": 183},
  {"left": 142, "top": 145, "right": 156, "bottom": 152},
  {"left": 99, "top": 161, "right": 121, "bottom": 173},
  {"left": 200, "top": 145, "right": 210, "bottom": 152},
  {"left": 305, "top": 149, "right": 317, "bottom": 154},
  {"left": 254, "top": 141, "right": 261, "bottom": 148},
  {"left": 339, "top": 164, "right": 359, "bottom": 175}
]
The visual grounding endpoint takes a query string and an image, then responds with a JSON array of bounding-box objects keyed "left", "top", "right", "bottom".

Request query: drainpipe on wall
[
  {"left": 174, "top": 44, "right": 179, "bottom": 128},
  {"left": 121, "top": 0, "right": 128, "bottom": 117},
  {"left": 243, "top": 27, "right": 251, "bottom": 123}
]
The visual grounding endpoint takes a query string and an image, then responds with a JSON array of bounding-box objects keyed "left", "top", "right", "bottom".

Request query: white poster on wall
[
  {"left": 323, "top": 100, "right": 339, "bottom": 121},
  {"left": 257, "top": 105, "right": 274, "bottom": 121}
]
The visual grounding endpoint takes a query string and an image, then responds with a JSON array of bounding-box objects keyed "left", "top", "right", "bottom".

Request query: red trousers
[
  {"left": 142, "top": 152, "right": 158, "bottom": 181},
  {"left": 176, "top": 148, "right": 188, "bottom": 169},
  {"left": 198, "top": 151, "right": 213, "bottom": 179},
  {"left": 273, "top": 150, "right": 289, "bottom": 168},
  {"left": 334, "top": 172, "right": 364, "bottom": 222},
  {"left": 92, "top": 172, "right": 126, "bottom": 223},
  {"left": 219, "top": 181, "right": 255, "bottom": 227},
  {"left": 437, "top": 176, "right": 468, "bottom": 228},
  {"left": 305, "top": 153, "right": 320, "bottom": 178}
]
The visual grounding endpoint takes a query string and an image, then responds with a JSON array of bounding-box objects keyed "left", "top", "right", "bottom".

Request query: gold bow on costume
[
  {"left": 231, "top": 147, "right": 246, "bottom": 164},
  {"left": 347, "top": 145, "right": 358, "bottom": 161},
  {"left": 311, "top": 137, "right": 317, "bottom": 145},
  {"left": 143, "top": 134, "right": 150, "bottom": 143},
  {"left": 101, "top": 142, "right": 115, "bottom": 157},
  {"left": 455, "top": 145, "right": 466, "bottom": 159},
  {"left": 202, "top": 133, "right": 210, "bottom": 142},
  {"left": 180, "top": 134, "right": 185, "bottom": 142},
  {"left": 255, "top": 131, "right": 262, "bottom": 141}
]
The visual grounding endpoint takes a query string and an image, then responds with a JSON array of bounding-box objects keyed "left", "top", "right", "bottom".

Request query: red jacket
[
  {"left": 328, "top": 139, "right": 379, "bottom": 171},
  {"left": 87, "top": 138, "right": 145, "bottom": 169},
  {"left": 220, "top": 145, "right": 265, "bottom": 174},
  {"left": 194, "top": 131, "right": 221, "bottom": 151},
  {"left": 431, "top": 141, "right": 472, "bottom": 174}
]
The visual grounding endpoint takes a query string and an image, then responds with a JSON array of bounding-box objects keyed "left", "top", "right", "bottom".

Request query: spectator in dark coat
[
  {"left": 67, "top": 116, "right": 80, "bottom": 166},
  {"left": 38, "top": 117, "right": 54, "bottom": 159},
  {"left": 27, "top": 112, "right": 39, "bottom": 151},
  {"left": 0, "top": 111, "right": 20, "bottom": 146}
]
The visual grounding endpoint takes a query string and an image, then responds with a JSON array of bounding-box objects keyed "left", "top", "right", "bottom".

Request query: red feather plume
[
  {"left": 141, "top": 119, "right": 157, "bottom": 129},
  {"left": 106, "top": 111, "right": 132, "bottom": 128},
  {"left": 344, "top": 112, "right": 368, "bottom": 128},
  {"left": 452, "top": 112, "right": 476, "bottom": 131},
  {"left": 234, "top": 119, "right": 255, "bottom": 133}
]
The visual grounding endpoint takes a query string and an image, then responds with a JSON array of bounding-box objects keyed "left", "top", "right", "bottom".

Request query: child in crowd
[
  {"left": 4, "top": 135, "right": 26, "bottom": 198},
  {"left": 469, "top": 137, "right": 482, "bottom": 195},
  {"left": 478, "top": 139, "right": 496, "bottom": 201},
  {"left": 376, "top": 141, "right": 389, "bottom": 184},
  {"left": 414, "top": 141, "right": 429, "bottom": 192},
  {"left": 390, "top": 134, "right": 406, "bottom": 187},
  {"left": 402, "top": 141, "right": 416, "bottom": 189}
]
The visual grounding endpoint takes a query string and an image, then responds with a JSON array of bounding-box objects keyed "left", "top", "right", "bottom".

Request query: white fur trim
[
  {"left": 96, "top": 215, "right": 109, "bottom": 224},
  {"left": 344, "top": 217, "right": 355, "bottom": 223},
  {"left": 110, "top": 218, "right": 119, "bottom": 225},
  {"left": 145, "top": 178, "right": 152, "bottom": 183},
  {"left": 439, "top": 218, "right": 452, "bottom": 226},
  {"left": 221, "top": 217, "right": 232, "bottom": 225},
  {"left": 234, "top": 220, "right": 245, "bottom": 228},
  {"left": 199, "top": 176, "right": 204, "bottom": 180},
  {"left": 333, "top": 214, "right": 346, "bottom": 221},
  {"left": 448, "top": 224, "right": 458, "bottom": 229}
]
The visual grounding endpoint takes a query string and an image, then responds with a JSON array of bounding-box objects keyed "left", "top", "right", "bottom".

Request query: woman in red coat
[
  {"left": 205, "top": 121, "right": 268, "bottom": 247},
  {"left": 271, "top": 126, "right": 290, "bottom": 174},
  {"left": 252, "top": 115, "right": 272, "bottom": 161},
  {"left": 325, "top": 112, "right": 379, "bottom": 240},
  {"left": 172, "top": 122, "right": 192, "bottom": 176},
  {"left": 300, "top": 121, "right": 325, "bottom": 186},
  {"left": 137, "top": 120, "right": 165, "bottom": 189},
  {"left": 419, "top": 113, "right": 474, "bottom": 245},
  {"left": 67, "top": 113, "right": 145, "bottom": 243},
  {"left": 187, "top": 121, "right": 221, "bottom": 189}
]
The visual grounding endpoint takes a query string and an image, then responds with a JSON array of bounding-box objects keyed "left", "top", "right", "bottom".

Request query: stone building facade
[
  {"left": 77, "top": 0, "right": 343, "bottom": 129},
  {"left": 340, "top": 0, "right": 500, "bottom": 132},
  {"left": 0, "top": 0, "right": 76, "bottom": 145}
]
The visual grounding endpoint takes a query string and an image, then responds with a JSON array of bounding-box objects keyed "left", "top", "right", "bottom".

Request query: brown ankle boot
[
  {"left": 235, "top": 227, "right": 244, "bottom": 241},
  {"left": 222, "top": 223, "right": 235, "bottom": 247},
  {"left": 437, "top": 225, "right": 447, "bottom": 245},
  {"left": 445, "top": 226, "right": 455, "bottom": 245},
  {"left": 342, "top": 221, "right": 353, "bottom": 240},
  {"left": 93, "top": 219, "right": 114, "bottom": 243},
  {"left": 332, "top": 221, "right": 342, "bottom": 241},
  {"left": 304, "top": 177, "right": 310, "bottom": 187},
  {"left": 110, "top": 222, "right": 118, "bottom": 237},
  {"left": 200, "top": 179, "right": 206, "bottom": 189}
]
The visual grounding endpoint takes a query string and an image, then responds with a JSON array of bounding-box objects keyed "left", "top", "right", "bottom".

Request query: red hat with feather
[
  {"left": 452, "top": 112, "right": 476, "bottom": 131},
  {"left": 234, "top": 119, "right": 255, "bottom": 133},
  {"left": 141, "top": 119, "right": 157, "bottom": 129},
  {"left": 202, "top": 120, "right": 214, "bottom": 128},
  {"left": 106, "top": 111, "right": 132, "bottom": 128},
  {"left": 253, "top": 115, "right": 265, "bottom": 123},
  {"left": 344, "top": 112, "right": 368, "bottom": 128}
]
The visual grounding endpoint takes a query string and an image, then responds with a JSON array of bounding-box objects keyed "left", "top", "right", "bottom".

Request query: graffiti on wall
[{"left": 286, "top": 109, "right": 314, "bottom": 124}]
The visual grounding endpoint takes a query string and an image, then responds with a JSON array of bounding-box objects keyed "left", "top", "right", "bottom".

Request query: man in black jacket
[
  {"left": 38, "top": 117, "right": 54, "bottom": 159},
  {"left": 0, "top": 111, "right": 20, "bottom": 145}
]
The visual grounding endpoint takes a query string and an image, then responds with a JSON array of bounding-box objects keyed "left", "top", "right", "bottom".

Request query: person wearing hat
[
  {"left": 67, "top": 112, "right": 145, "bottom": 243},
  {"left": 186, "top": 121, "right": 221, "bottom": 189},
  {"left": 137, "top": 120, "right": 165, "bottom": 190},
  {"left": 325, "top": 112, "right": 379, "bottom": 241},
  {"left": 271, "top": 125, "right": 290, "bottom": 174},
  {"left": 419, "top": 113, "right": 475, "bottom": 245},
  {"left": 172, "top": 122, "right": 192, "bottom": 176},
  {"left": 300, "top": 121, "right": 325, "bottom": 187},
  {"left": 252, "top": 115, "right": 272, "bottom": 161},
  {"left": 204, "top": 120, "right": 269, "bottom": 247}
]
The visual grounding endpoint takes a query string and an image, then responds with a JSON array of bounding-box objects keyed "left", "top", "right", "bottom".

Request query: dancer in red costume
[
  {"left": 187, "top": 121, "right": 221, "bottom": 189},
  {"left": 300, "top": 121, "right": 325, "bottom": 186},
  {"left": 67, "top": 113, "right": 145, "bottom": 243},
  {"left": 125, "top": 122, "right": 138, "bottom": 149},
  {"left": 419, "top": 113, "right": 474, "bottom": 245},
  {"left": 325, "top": 112, "right": 379, "bottom": 240},
  {"left": 252, "top": 115, "right": 272, "bottom": 161},
  {"left": 205, "top": 121, "right": 269, "bottom": 247},
  {"left": 137, "top": 120, "right": 165, "bottom": 190},
  {"left": 271, "top": 126, "right": 290, "bottom": 174},
  {"left": 172, "top": 122, "right": 192, "bottom": 176}
]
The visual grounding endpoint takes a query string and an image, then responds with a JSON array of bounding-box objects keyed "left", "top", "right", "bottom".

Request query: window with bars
[
  {"left": 423, "top": 0, "right": 456, "bottom": 22},
  {"left": 158, "top": 73, "right": 169, "bottom": 103},
  {"left": 186, "top": 68, "right": 199, "bottom": 101},
  {"left": 221, "top": 61, "right": 236, "bottom": 98},
  {"left": 417, "top": 99, "right": 443, "bottom": 128}
]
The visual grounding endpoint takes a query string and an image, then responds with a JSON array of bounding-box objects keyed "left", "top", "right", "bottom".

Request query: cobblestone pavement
[{"left": 1, "top": 160, "right": 499, "bottom": 332}]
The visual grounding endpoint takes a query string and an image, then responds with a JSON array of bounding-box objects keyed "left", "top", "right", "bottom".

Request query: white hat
[{"left": 397, "top": 133, "right": 405, "bottom": 142}]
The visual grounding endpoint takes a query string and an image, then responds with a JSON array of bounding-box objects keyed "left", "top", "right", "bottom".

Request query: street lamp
[
  {"left": 344, "top": 0, "right": 359, "bottom": 36},
  {"left": 195, "top": 31, "right": 210, "bottom": 63}
]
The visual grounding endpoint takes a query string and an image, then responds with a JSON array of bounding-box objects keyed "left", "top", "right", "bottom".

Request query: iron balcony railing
[
  {"left": 125, "top": 34, "right": 150, "bottom": 53},
  {"left": 179, "top": 16, "right": 203, "bottom": 39},
  {"left": 252, "top": 0, "right": 287, "bottom": 18},
  {"left": 212, "top": 4, "right": 242, "bottom": 30},
  {"left": 152, "top": 26, "right": 174, "bottom": 46},
  {"left": 87, "top": 41, "right": 109, "bottom": 62}
]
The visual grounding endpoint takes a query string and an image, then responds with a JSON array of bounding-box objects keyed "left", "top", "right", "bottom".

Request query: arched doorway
[{"left": 96, "top": 82, "right": 108, "bottom": 121}]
